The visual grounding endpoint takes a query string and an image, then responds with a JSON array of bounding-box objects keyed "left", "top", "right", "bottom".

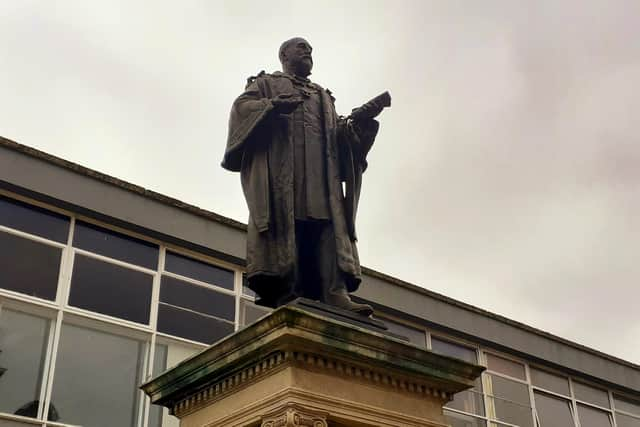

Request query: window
[
  {"left": 573, "top": 381, "right": 609, "bottom": 408},
  {"left": 577, "top": 403, "right": 612, "bottom": 427},
  {"left": 157, "top": 304, "right": 234, "bottom": 345},
  {"left": 530, "top": 367, "right": 570, "bottom": 396},
  {"left": 431, "top": 337, "right": 477, "bottom": 364},
  {"left": 74, "top": 220, "right": 158, "bottom": 269},
  {"left": 615, "top": 396, "right": 640, "bottom": 427},
  {"left": 486, "top": 353, "right": 526, "bottom": 380},
  {"left": 382, "top": 319, "right": 426, "bottom": 348},
  {"left": 69, "top": 254, "right": 154, "bottom": 324},
  {"left": 487, "top": 374, "right": 533, "bottom": 427},
  {"left": 165, "top": 252, "right": 234, "bottom": 290},
  {"left": 0, "top": 231, "right": 62, "bottom": 301},
  {"left": 159, "top": 276, "right": 234, "bottom": 321},
  {"left": 617, "top": 413, "right": 640, "bottom": 427},
  {"left": 241, "top": 300, "right": 271, "bottom": 326},
  {"left": 444, "top": 409, "right": 486, "bottom": 427},
  {"left": 0, "top": 309, "right": 51, "bottom": 420},
  {"left": 49, "top": 323, "right": 147, "bottom": 427},
  {"left": 534, "top": 391, "right": 574, "bottom": 427},
  {"left": 0, "top": 196, "right": 69, "bottom": 243}
]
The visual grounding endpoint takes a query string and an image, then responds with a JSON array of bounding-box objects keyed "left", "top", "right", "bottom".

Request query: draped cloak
[{"left": 222, "top": 71, "right": 378, "bottom": 298}]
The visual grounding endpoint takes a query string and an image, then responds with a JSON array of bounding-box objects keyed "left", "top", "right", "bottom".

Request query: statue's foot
[{"left": 325, "top": 289, "right": 374, "bottom": 317}]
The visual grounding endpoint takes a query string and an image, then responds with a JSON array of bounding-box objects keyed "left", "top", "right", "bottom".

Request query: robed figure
[{"left": 222, "top": 38, "right": 383, "bottom": 316}]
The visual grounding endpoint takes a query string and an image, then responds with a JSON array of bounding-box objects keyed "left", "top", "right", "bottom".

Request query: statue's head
[{"left": 279, "top": 37, "right": 313, "bottom": 78}]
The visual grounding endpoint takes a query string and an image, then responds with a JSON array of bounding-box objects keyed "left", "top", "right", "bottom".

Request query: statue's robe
[{"left": 222, "top": 71, "right": 378, "bottom": 302}]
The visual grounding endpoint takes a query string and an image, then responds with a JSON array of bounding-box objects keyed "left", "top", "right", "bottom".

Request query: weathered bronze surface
[{"left": 223, "top": 37, "right": 390, "bottom": 316}]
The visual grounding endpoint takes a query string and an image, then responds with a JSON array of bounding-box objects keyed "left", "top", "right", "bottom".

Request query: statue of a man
[{"left": 222, "top": 37, "right": 383, "bottom": 316}]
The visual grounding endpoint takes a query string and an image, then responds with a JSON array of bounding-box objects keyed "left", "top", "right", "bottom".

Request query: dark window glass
[
  {"left": 573, "top": 382, "right": 610, "bottom": 408},
  {"left": 157, "top": 304, "right": 234, "bottom": 344},
  {"left": 617, "top": 413, "right": 640, "bottom": 427},
  {"left": 578, "top": 403, "right": 612, "bottom": 427},
  {"left": 0, "top": 196, "right": 69, "bottom": 243},
  {"left": 165, "top": 252, "right": 234, "bottom": 290},
  {"left": 69, "top": 255, "right": 153, "bottom": 324},
  {"left": 0, "top": 231, "right": 62, "bottom": 300},
  {"left": 160, "top": 276, "right": 235, "bottom": 321},
  {"left": 534, "top": 391, "right": 574, "bottom": 427},
  {"left": 489, "top": 374, "right": 533, "bottom": 427},
  {"left": 73, "top": 221, "right": 158, "bottom": 269},
  {"left": 443, "top": 410, "right": 486, "bottom": 427},
  {"left": 616, "top": 396, "right": 640, "bottom": 416},
  {"left": 242, "top": 300, "right": 271, "bottom": 326},
  {"left": 530, "top": 368, "right": 570, "bottom": 396},
  {"left": 49, "top": 323, "right": 146, "bottom": 427},
  {"left": 446, "top": 390, "right": 485, "bottom": 416},
  {"left": 486, "top": 353, "right": 526, "bottom": 380},
  {"left": 431, "top": 337, "right": 477, "bottom": 364},
  {"left": 0, "top": 309, "right": 50, "bottom": 418},
  {"left": 383, "top": 319, "right": 426, "bottom": 348}
]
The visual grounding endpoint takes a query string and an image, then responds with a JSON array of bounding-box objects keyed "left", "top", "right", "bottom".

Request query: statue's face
[{"left": 283, "top": 38, "right": 313, "bottom": 77}]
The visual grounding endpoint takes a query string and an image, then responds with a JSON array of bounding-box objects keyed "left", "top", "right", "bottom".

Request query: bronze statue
[{"left": 223, "top": 37, "right": 389, "bottom": 316}]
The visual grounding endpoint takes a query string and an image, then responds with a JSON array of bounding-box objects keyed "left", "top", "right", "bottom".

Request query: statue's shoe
[{"left": 324, "top": 289, "right": 374, "bottom": 317}]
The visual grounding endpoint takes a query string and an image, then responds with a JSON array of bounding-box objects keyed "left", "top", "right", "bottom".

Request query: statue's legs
[{"left": 295, "top": 221, "right": 373, "bottom": 316}]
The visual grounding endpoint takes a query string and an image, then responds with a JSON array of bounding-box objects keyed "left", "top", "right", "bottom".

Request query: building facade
[{"left": 0, "top": 136, "right": 638, "bottom": 427}]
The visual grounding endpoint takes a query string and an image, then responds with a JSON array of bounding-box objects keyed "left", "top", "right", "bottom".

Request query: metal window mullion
[
  {"left": 40, "top": 309, "right": 64, "bottom": 425},
  {"left": 234, "top": 270, "right": 243, "bottom": 331},
  {"left": 609, "top": 390, "right": 619, "bottom": 427},
  {"left": 525, "top": 363, "right": 538, "bottom": 427},
  {"left": 425, "top": 330, "right": 432, "bottom": 350},
  {"left": 141, "top": 246, "right": 165, "bottom": 427},
  {"left": 569, "top": 377, "right": 581, "bottom": 427}
]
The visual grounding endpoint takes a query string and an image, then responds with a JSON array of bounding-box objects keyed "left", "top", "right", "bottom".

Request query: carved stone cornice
[
  {"left": 261, "top": 403, "right": 328, "bottom": 427},
  {"left": 142, "top": 305, "right": 484, "bottom": 420}
]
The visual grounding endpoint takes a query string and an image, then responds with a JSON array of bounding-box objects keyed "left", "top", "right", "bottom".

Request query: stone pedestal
[{"left": 141, "top": 304, "right": 484, "bottom": 427}]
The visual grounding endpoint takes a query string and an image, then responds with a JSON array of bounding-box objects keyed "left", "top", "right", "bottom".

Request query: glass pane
[
  {"left": 617, "top": 413, "right": 640, "bottom": 427},
  {"left": 157, "top": 304, "right": 235, "bottom": 344},
  {"left": 578, "top": 403, "right": 612, "bottom": 427},
  {"left": 165, "top": 252, "right": 234, "bottom": 290},
  {"left": 492, "top": 397, "right": 533, "bottom": 427},
  {"left": 69, "top": 255, "right": 153, "bottom": 324},
  {"left": 573, "top": 382, "right": 610, "bottom": 408},
  {"left": 0, "top": 196, "right": 69, "bottom": 243},
  {"left": 148, "top": 344, "right": 168, "bottom": 427},
  {"left": 530, "top": 368, "right": 570, "bottom": 396},
  {"left": 49, "top": 323, "right": 147, "bottom": 427},
  {"left": 489, "top": 374, "right": 530, "bottom": 405},
  {"left": 0, "top": 419, "right": 39, "bottom": 426},
  {"left": 242, "top": 300, "right": 271, "bottom": 326},
  {"left": 431, "top": 337, "right": 477, "bottom": 364},
  {"left": 489, "top": 374, "right": 533, "bottom": 427},
  {"left": 0, "top": 231, "right": 61, "bottom": 301},
  {"left": 446, "top": 389, "right": 485, "bottom": 416},
  {"left": 444, "top": 410, "right": 487, "bottom": 427},
  {"left": 160, "top": 276, "right": 235, "bottom": 321},
  {"left": 73, "top": 221, "right": 158, "bottom": 269},
  {"left": 486, "top": 353, "right": 526, "bottom": 380},
  {"left": 0, "top": 309, "right": 49, "bottom": 419},
  {"left": 534, "top": 391, "right": 574, "bottom": 427},
  {"left": 616, "top": 396, "right": 640, "bottom": 416},
  {"left": 382, "top": 320, "right": 426, "bottom": 348}
]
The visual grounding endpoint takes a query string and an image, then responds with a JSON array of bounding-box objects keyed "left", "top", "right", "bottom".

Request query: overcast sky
[{"left": 1, "top": 1, "right": 638, "bottom": 363}]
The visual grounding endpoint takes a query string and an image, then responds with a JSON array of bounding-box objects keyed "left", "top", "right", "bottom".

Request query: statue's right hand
[{"left": 271, "top": 94, "right": 303, "bottom": 114}]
